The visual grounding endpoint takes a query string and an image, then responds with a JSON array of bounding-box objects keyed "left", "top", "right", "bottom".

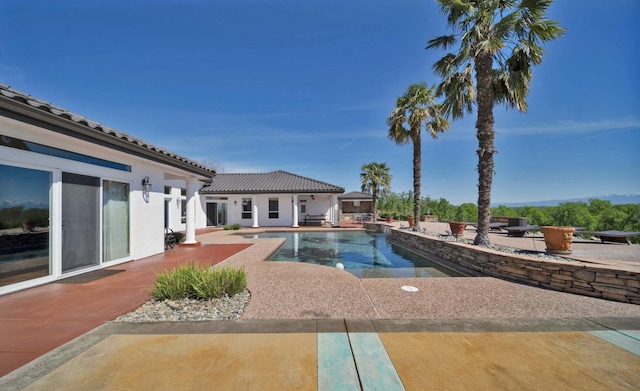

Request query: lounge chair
[
  {"left": 468, "top": 222, "right": 507, "bottom": 231},
  {"left": 504, "top": 225, "right": 540, "bottom": 237},
  {"left": 578, "top": 230, "right": 640, "bottom": 245}
]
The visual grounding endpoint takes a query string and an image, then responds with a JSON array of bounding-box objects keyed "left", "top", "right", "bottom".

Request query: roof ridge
[
  {"left": 272, "top": 170, "right": 342, "bottom": 188},
  {"left": 201, "top": 170, "right": 344, "bottom": 193}
]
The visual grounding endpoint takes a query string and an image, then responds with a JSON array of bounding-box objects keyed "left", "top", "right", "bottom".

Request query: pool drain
[{"left": 401, "top": 285, "right": 419, "bottom": 292}]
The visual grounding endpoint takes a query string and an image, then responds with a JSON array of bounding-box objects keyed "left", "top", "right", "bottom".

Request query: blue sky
[{"left": 1, "top": 0, "right": 638, "bottom": 205}]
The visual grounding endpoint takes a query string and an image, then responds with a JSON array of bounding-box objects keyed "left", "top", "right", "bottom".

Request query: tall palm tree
[
  {"left": 387, "top": 83, "right": 450, "bottom": 232},
  {"left": 360, "top": 162, "right": 392, "bottom": 222},
  {"left": 427, "top": 0, "right": 564, "bottom": 245}
]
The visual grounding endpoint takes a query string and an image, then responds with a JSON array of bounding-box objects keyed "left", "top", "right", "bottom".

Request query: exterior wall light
[{"left": 142, "top": 176, "right": 152, "bottom": 192}]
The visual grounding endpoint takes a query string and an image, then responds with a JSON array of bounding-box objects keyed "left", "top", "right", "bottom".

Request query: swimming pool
[{"left": 245, "top": 231, "right": 466, "bottom": 278}]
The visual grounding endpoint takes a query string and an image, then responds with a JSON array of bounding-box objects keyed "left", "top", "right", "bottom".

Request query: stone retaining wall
[{"left": 364, "top": 223, "right": 640, "bottom": 305}]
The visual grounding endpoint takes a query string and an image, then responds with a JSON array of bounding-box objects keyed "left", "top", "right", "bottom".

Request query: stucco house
[
  {"left": 199, "top": 171, "right": 344, "bottom": 228},
  {"left": 0, "top": 85, "right": 347, "bottom": 295},
  {"left": 0, "top": 84, "right": 214, "bottom": 295}
]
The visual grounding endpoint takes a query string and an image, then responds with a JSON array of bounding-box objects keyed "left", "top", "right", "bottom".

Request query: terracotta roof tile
[{"left": 201, "top": 170, "right": 344, "bottom": 194}]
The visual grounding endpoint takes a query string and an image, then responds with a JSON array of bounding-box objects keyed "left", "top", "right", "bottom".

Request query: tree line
[
  {"left": 0, "top": 206, "right": 49, "bottom": 231},
  {"left": 376, "top": 192, "right": 640, "bottom": 244}
]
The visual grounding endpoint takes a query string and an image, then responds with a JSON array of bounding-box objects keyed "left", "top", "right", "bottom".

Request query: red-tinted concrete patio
[{"left": 0, "top": 243, "right": 251, "bottom": 377}]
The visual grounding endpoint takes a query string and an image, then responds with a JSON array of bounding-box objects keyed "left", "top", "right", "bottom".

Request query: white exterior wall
[
  {"left": 196, "top": 193, "right": 339, "bottom": 227},
  {"left": 129, "top": 160, "right": 166, "bottom": 258}
]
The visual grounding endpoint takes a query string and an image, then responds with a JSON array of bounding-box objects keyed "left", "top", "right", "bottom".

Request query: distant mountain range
[
  {"left": 0, "top": 200, "right": 48, "bottom": 209},
  {"left": 2, "top": 194, "right": 638, "bottom": 210},
  {"left": 497, "top": 193, "right": 640, "bottom": 207}
]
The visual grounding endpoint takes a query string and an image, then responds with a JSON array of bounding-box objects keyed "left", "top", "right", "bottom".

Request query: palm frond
[{"left": 426, "top": 34, "right": 457, "bottom": 50}]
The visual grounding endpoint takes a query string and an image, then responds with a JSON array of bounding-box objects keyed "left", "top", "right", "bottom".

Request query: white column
[
  {"left": 183, "top": 179, "right": 199, "bottom": 245},
  {"left": 332, "top": 194, "right": 339, "bottom": 227},
  {"left": 292, "top": 194, "right": 299, "bottom": 228},
  {"left": 252, "top": 195, "right": 259, "bottom": 228}
]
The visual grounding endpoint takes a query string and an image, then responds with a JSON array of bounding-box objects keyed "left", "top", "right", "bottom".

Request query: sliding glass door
[
  {"left": 0, "top": 164, "right": 51, "bottom": 287},
  {"left": 103, "top": 180, "right": 130, "bottom": 262},
  {"left": 62, "top": 172, "right": 100, "bottom": 273}
]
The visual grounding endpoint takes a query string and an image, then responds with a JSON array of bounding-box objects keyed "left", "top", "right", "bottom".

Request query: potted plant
[
  {"left": 448, "top": 221, "right": 466, "bottom": 237},
  {"left": 407, "top": 215, "right": 415, "bottom": 227},
  {"left": 380, "top": 212, "right": 393, "bottom": 223},
  {"left": 541, "top": 226, "right": 575, "bottom": 254},
  {"left": 448, "top": 208, "right": 466, "bottom": 237}
]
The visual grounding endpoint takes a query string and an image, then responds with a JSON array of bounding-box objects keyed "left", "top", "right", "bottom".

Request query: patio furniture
[
  {"left": 502, "top": 217, "right": 538, "bottom": 237},
  {"left": 504, "top": 225, "right": 540, "bottom": 237},
  {"left": 303, "top": 214, "right": 326, "bottom": 226},
  {"left": 165, "top": 228, "right": 177, "bottom": 250},
  {"left": 469, "top": 222, "right": 507, "bottom": 231},
  {"left": 578, "top": 230, "right": 640, "bottom": 245}
]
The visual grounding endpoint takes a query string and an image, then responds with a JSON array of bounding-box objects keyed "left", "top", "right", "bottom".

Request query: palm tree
[
  {"left": 427, "top": 0, "right": 565, "bottom": 245},
  {"left": 360, "top": 162, "right": 392, "bottom": 222},
  {"left": 387, "top": 83, "right": 450, "bottom": 232}
]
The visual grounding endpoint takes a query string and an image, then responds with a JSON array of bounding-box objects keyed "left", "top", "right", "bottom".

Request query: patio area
[{"left": 1, "top": 222, "right": 639, "bottom": 387}]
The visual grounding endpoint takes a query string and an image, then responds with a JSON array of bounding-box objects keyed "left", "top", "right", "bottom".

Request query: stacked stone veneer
[{"left": 365, "top": 223, "right": 640, "bottom": 305}]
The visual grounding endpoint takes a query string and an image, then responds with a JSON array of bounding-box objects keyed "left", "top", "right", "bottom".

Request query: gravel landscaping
[{"left": 115, "top": 290, "right": 250, "bottom": 322}]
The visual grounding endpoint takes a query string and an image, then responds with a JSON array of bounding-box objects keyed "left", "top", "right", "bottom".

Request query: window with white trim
[
  {"left": 268, "top": 198, "right": 279, "bottom": 219},
  {"left": 242, "top": 198, "right": 252, "bottom": 219}
]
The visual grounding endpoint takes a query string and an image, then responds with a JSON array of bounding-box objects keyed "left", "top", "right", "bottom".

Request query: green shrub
[
  {"left": 223, "top": 223, "right": 242, "bottom": 230},
  {"left": 173, "top": 231, "right": 185, "bottom": 243},
  {"left": 151, "top": 263, "right": 247, "bottom": 300}
]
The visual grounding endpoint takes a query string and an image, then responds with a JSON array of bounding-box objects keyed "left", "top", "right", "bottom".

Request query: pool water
[{"left": 245, "top": 231, "right": 466, "bottom": 278}]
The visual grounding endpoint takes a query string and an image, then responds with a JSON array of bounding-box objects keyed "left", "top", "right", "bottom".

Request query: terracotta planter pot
[
  {"left": 542, "top": 226, "right": 575, "bottom": 254},
  {"left": 448, "top": 222, "right": 466, "bottom": 238},
  {"left": 407, "top": 216, "right": 415, "bottom": 227},
  {"left": 385, "top": 216, "right": 393, "bottom": 223}
]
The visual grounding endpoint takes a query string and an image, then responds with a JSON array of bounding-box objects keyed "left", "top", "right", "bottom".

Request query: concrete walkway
[
  {"left": 3, "top": 318, "right": 640, "bottom": 390},
  {"left": 1, "top": 224, "right": 640, "bottom": 389}
]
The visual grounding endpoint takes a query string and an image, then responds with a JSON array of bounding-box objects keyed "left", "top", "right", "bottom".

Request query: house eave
[{"left": 0, "top": 96, "right": 214, "bottom": 180}]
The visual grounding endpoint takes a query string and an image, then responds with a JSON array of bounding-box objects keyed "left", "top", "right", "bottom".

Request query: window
[
  {"left": 181, "top": 199, "right": 186, "bottom": 223},
  {"left": 268, "top": 198, "right": 279, "bottom": 219},
  {"left": 1, "top": 134, "right": 130, "bottom": 171},
  {"left": 241, "top": 198, "right": 252, "bottom": 219},
  {"left": 300, "top": 204, "right": 306, "bottom": 214},
  {"left": 164, "top": 186, "right": 171, "bottom": 195}
]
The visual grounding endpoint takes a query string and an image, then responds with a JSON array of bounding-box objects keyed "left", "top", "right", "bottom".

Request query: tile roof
[
  {"left": 200, "top": 170, "right": 344, "bottom": 194},
  {"left": 339, "top": 191, "right": 373, "bottom": 200},
  {"left": 0, "top": 84, "right": 214, "bottom": 178}
]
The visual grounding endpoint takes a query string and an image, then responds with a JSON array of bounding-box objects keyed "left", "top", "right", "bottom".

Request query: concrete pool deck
[{"left": 1, "top": 223, "right": 639, "bottom": 389}]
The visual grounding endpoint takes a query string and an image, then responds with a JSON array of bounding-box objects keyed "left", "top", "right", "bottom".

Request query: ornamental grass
[{"left": 151, "top": 262, "right": 247, "bottom": 300}]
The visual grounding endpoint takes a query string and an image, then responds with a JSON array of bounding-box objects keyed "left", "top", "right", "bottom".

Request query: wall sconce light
[
  {"left": 234, "top": 200, "right": 237, "bottom": 205},
  {"left": 177, "top": 198, "right": 181, "bottom": 208},
  {"left": 141, "top": 176, "right": 152, "bottom": 192},
  {"left": 311, "top": 195, "right": 315, "bottom": 200}
]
